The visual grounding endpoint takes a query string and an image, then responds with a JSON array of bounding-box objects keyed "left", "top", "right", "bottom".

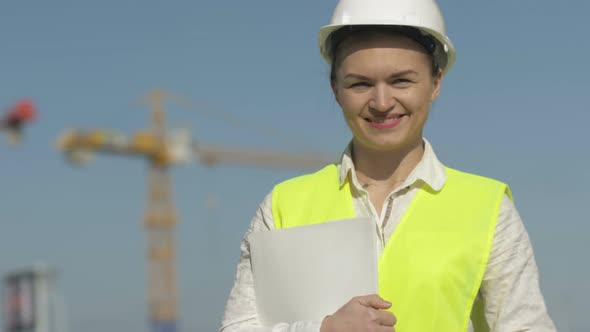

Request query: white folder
[{"left": 248, "top": 217, "right": 379, "bottom": 326}]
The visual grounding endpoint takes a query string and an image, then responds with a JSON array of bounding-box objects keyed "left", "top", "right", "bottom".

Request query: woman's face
[{"left": 332, "top": 32, "right": 442, "bottom": 153}]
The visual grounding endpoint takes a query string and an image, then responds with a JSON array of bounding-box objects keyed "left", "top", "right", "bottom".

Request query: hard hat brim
[{"left": 318, "top": 23, "right": 456, "bottom": 75}]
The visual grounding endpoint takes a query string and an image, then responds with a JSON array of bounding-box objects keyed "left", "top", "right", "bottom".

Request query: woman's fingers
[
  {"left": 356, "top": 294, "right": 392, "bottom": 310},
  {"left": 375, "top": 309, "right": 397, "bottom": 326}
]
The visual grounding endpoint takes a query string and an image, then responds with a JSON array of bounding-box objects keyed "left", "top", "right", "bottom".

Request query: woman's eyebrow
[
  {"left": 343, "top": 73, "right": 371, "bottom": 80},
  {"left": 389, "top": 70, "right": 418, "bottom": 77},
  {"left": 344, "top": 70, "right": 419, "bottom": 80}
]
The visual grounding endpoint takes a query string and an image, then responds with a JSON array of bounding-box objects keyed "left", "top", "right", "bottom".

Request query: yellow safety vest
[{"left": 271, "top": 164, "right": 511, "bottom": 332}]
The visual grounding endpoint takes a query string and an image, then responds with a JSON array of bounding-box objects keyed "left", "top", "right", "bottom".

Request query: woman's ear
[
  {"left": 331, "top": 79, "right": 341, "bottom": 105},
  {"left": 431, "top": 70, "right": 443, "bottom": 101}
]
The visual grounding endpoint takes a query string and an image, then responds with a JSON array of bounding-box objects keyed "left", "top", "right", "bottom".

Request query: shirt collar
[{"left": 338, "top": 138, "right": 446, "bottom": 191}]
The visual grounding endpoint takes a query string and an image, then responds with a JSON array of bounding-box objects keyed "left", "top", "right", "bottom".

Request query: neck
[{"left": 352, "top": 139, "right": 425, "bottom": 185}]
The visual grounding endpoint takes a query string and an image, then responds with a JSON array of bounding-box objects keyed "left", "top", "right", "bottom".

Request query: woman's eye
[
  {"left": 393, "top": 79, "right": 413, "bottom": 86},
  {"left": 350, "top": 82, "right": 370, "bottom": 88}
]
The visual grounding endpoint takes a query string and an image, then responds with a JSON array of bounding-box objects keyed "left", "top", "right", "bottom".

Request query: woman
[{"left": 220, "top": 0, "right": 556, "bottom": 331}]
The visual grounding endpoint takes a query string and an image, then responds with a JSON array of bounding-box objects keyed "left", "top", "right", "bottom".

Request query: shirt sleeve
[
  {"left": 480, "top": 194, "right": 556, "bottom": 331},
  {"left": 219, "top": 192, "right": 323, "bottom": 332}
]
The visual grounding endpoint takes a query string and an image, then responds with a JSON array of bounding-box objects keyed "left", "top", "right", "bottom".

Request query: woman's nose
[{"left": 368, "top": 84, "right": 396, "bottom": 112}]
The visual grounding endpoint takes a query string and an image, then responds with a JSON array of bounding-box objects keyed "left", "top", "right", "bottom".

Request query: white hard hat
[{"left": 319, "top": 0, "right": 456, "bottom": 75}]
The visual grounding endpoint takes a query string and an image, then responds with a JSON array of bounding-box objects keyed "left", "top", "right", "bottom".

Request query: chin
[
  {"left": 362, "top": 135, "right": 421, "bottom": 152},
  {"left": 362, "top": 140, "right": 406, "bottom": 152}
]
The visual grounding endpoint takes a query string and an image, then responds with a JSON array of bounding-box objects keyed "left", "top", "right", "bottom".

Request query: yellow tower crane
[{"left": 55, "top": 89, "right": 331, "bottom": 332}]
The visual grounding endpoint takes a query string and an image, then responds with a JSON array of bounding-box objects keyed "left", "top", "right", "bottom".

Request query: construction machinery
[
  {"left": 1, "top": 99, "right": 37, "bottom": 145},
  {"left": 55, "top": 90, "right": 332, "bottom": 332},
  {"left": 2, "top": 264, "right": 66, "bottom": 332}
]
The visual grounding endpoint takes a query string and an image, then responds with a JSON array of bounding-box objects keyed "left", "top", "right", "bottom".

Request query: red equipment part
[{"left": 5, "top": 99, "right": 37, "bottom": 123}]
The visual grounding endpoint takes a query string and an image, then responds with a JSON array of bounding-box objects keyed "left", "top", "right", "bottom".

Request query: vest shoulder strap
[{"left": 272, "top": 164, "right": 355, "bottom": 229}]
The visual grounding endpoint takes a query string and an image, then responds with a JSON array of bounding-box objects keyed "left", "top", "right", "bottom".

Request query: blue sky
[{"left": 1, "top": 1, "right": 588, "bottom": 331}]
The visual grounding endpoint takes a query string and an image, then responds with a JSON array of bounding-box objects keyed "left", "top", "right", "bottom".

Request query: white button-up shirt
[{"left": 220, "top": 139, "right": 556, "bottom": 332}]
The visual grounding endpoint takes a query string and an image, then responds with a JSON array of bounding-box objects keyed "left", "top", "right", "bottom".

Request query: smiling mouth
[
  {"left": 363, "top": 114, "right": 407, "bottom": 130},
  {"left": 364, "top": 114, "right": 407, "bottom": 123}
]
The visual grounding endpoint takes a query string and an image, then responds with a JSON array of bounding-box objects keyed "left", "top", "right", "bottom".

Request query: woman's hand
[{"left": 320, "top": 294, "right": 397, "bottom": 332}]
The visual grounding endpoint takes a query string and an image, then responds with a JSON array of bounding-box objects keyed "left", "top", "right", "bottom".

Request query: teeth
[{"left": 373, "top": 116, "right": 399, "bottom": 123}]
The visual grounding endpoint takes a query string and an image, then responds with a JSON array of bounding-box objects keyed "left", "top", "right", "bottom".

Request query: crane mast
[{"left": 144, "top": 90, "right": 178, "bottom": 332}]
